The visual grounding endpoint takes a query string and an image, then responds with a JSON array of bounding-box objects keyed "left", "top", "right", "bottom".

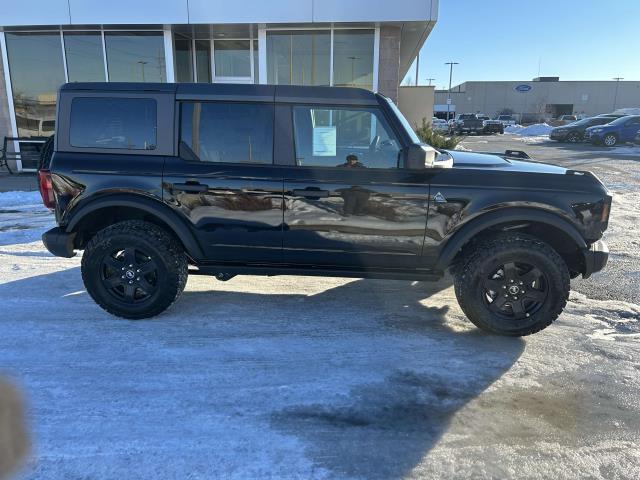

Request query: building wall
[
  {"left": 377, "top": 26, "right": 401, "bottom": 103},
  {"left": 398, "top": 85, "right": 435, "bottom": 130},
  {"left": 435, "top": 80, "right": 640, "bottom": 119}
]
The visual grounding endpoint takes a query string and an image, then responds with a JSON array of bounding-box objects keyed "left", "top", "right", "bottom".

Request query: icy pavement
[{"left": 0, "top": 191, "right": 638, "bottom": 480}]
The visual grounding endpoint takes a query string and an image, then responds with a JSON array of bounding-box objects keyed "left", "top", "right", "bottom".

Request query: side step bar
[{"left": 189, "top": 265, "right": 444, "bottom": 282}]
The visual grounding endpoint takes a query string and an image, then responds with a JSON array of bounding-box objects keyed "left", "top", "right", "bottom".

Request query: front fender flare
[
  {"left": 435, "top": 207, "right": 588, "bottom": 271},
  {"left": 65, "top": 193, "right": 205, "bottom": 261}
]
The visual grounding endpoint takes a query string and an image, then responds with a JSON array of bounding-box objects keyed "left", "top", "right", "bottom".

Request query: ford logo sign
[{"left": 515, "top": 84, "right": 532, "bottom": 92}]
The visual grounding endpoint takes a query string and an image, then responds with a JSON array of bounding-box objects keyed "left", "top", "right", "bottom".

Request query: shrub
[{"left": 414, "top": 118, "right": 464, "bottom": 150}]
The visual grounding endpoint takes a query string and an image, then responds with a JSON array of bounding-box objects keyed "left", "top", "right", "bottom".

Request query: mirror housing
[{"left": 405, "top": 144, "right": 437, "bottom": 169}]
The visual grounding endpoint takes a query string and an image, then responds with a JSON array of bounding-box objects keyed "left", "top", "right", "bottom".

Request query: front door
[
  {"left": 281, "top": 104, "right": 431, "bottom": 269},
  {"left": 163, "top": 101, "right": 284, "bottom": 264}
]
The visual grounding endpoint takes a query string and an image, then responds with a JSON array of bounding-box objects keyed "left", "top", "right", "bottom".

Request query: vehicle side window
[
  {"left": 292, "top": 106, "right": 400, "bottom": 169},
  {"left": 180, "top": 102, "right": 274, "bottom": 164},
  {"left": 70, "top": 97, "right": 157, "bottom": 150}
]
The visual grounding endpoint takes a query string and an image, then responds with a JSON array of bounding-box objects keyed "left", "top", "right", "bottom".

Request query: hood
[{"left": 444, "top": 150, "right": 567, "bottom": 174}]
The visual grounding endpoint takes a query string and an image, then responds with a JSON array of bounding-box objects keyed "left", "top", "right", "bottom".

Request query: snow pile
[
  {"left": 504, "top": 123, "right": 553, "bottom": 136},
  {"left": 504, "top": 124, "right": 525, "bottom": 134},
  {"left": 613, "top": 107, "right": 640, "bottom": 116}
]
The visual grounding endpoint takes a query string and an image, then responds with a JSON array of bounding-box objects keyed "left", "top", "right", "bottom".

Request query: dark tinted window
[
  {"left": 180, "top": 102, "right": 273, "bottom": 164},
  {"left": 70, "top": 97, "right": 157, "bottom": 150},
  {"left": 292, "top": 105, "right": 400, "bottom": 169}
]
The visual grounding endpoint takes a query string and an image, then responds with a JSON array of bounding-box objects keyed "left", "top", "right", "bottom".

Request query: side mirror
[{"left": 405, "top": 144, "right": 436, "bottom": 169}]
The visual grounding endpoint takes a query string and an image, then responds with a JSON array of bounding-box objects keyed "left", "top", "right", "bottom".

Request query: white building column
[
  {"left": 0, "top": 32, "right": 21, "bottom": 171},
  {"left": 258, "top": 25, "right": 267, "bottom": 85},
  {"left": 163, "top": 25, "right": 175, "bottom": 82}
]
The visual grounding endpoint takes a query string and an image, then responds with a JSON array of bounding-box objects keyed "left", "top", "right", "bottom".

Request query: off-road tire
[
  {"left": 81, "top": 220, "right": 188, "bottom": 319},
  {"left": 454, "top": 233, "right": 570, "bottom": 336}
]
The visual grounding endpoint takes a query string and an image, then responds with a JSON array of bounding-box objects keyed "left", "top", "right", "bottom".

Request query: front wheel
[
  {"left": 454, "top": 233, "right": 570, "bottom": 336},
  {"left": 81, "top": 220, "right": 188, "bottom": 319}
]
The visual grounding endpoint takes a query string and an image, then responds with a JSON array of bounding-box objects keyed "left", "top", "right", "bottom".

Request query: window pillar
[{"left": 163, "top": 26, "right": 175, "bottom": 82}]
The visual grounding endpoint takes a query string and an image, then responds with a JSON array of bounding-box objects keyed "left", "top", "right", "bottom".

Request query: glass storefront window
[
  {"left": 105, "top": 32, "right": 166, "bottom": 82},
  {"left": 5, "top": 32, "right": 66, "bottom": 137},
  {"left": 63, "top": 32, "right": 106, "bottom": 83},
  {"left": 214, "top": 40, "right": 251, "bottom": 78},
  {"left": 266, "top": 30, "right": 330, "bottom": 86},
  {"left": 195, "top": 40, "right": 212, "bottom": 83},
  {"left": 332, "top": 30, "right": 374, "bottom": 90},
  {"left": 174, "top": 36, "right": 193, "bottom": 82}
]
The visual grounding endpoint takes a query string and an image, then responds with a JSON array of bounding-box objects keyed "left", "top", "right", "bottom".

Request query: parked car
[
  {"left": 431, "top": 117, "right": 450, "bottom": 133},
  {"left": 549, "top": 116, "right": 614, "bottom": 143},
  {"left": 496, "top": 115, "right": 517, "bottom": 127},
  {"left": 477, "top": 115, "right": 504, "bottom": 134},
  {"left": 39, "top": 82, "right": 610, "bottom": 337},
  {"left": 596, "top": 113, "right": 628, "bottom": 120},
  {"left": 453, "top": 113, "right": 485, "bottom": 134},
  {"left": 584, "top": 115, "right": 640, "bottom": 146}
]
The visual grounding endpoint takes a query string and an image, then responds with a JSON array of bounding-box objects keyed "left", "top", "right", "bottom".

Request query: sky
[{"left": 402, "top": 0, "right": 640, "bottom": 89}]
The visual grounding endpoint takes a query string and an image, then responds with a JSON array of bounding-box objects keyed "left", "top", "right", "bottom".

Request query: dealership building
[
  {"left": 434, "top": 77, "right": 640, "bottom": 122},
  {"left": 0, "top": 0, "right": 438, "bottom": 171}
]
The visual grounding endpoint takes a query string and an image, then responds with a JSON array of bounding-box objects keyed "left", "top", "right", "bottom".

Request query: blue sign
[{"left": 515, "top": 84, "right": 532, "bottom": 92}]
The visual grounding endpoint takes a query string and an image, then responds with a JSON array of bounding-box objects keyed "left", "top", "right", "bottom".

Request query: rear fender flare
[{"left": 65, "top": 194, "right": 205, "bottom": 260}]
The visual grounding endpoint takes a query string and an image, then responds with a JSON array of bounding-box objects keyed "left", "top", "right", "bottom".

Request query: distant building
[
  {"left": 434, "top": 77, "right": 640, "bottom": 121},
  {"left": 0, "top": 0, "right": 438, "bottom": 171}
]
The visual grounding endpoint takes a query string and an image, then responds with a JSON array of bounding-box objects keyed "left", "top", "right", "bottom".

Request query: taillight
[{"left": 38, "top": 169, "right": 56, "bottom": 209}]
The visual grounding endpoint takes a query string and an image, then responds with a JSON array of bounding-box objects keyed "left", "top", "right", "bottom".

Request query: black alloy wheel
[
  {"left": 481, "top": 261, "right": 548, "bottom": 320},
  {"left": 100, "top": 247, "right": 159, "bottom": 303}
]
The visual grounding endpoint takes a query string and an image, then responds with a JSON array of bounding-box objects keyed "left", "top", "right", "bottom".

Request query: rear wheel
[
  {"left": 81, "top": 220, "right": 188, "bottom": 319},
  {"left": 454, "top": 233, "right": 570, "bottom": 336},
  {"left": 603, "top": 133, "right": 618, "bottom": 147}
]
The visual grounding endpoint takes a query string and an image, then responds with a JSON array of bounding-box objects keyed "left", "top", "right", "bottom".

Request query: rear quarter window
[{"left": 69, "top": 97, "right": 157, "bottom": 150}]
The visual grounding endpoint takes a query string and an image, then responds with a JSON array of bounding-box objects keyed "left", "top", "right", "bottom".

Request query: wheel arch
[
  {"left": 437, "top": 207, "right": 588, "bottom": 274},
  {"left": 65, "top": 194, "right": 205, "bottom": 261}
]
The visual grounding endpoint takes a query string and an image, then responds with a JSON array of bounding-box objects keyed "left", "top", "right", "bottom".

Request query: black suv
[{"left": 39, "top": 83, "right": 611, "bottom": 336}]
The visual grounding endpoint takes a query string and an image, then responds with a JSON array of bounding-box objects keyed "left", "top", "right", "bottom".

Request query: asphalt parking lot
[{"left": 0, "top": 138, "right": 638, "bottom": 479}]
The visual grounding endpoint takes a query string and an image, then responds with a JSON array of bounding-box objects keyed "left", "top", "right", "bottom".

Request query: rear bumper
[
  {"left": 581, "top": 240, "right": 608, "bottom": 278},
  {"left": 42, "top": 227, "right": 76, "bottom": 258}
]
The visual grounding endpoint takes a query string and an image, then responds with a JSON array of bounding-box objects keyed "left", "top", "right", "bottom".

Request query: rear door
[
  {"left": 280, "top": 103, "right": 431, "bottom": 269},
  {"left": 163, "top": 93, "right": 284, "bottom": 264}
]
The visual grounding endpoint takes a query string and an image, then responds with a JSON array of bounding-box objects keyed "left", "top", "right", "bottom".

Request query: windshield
[{"left": 383, "top": 97, "right": 421, "bottom": 144}]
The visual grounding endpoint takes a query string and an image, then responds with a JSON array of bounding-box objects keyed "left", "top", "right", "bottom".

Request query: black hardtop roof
[{"left": 60, "top": 82, "right": 380, "bottom": 106}]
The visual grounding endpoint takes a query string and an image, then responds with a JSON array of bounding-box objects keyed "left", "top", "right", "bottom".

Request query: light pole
[
  {"left": 445, "top": 61, "right": 459, "bottom": 121},
  {"left": 612, "top": 77, "right": 624, "bottom": 111},
  {"left": 426, "top": 78, "right": 435, "bottom": 86}
]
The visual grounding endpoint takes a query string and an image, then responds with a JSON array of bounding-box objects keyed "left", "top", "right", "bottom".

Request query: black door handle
[
  {"left": 171, "top": 182, "right": 208, "bottom": 193},
  {"left": 292, "top": 188, "right": 330, "bottom": 198}
]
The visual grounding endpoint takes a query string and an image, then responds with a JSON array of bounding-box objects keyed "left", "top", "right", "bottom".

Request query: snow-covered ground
[{"left": 0, "top": 189, "right": 639, "bottom": 480}]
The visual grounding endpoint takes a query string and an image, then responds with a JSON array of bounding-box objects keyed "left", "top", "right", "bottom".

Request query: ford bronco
[{"left": 39, "top": 83, "right": 610, "bottom": 336}]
